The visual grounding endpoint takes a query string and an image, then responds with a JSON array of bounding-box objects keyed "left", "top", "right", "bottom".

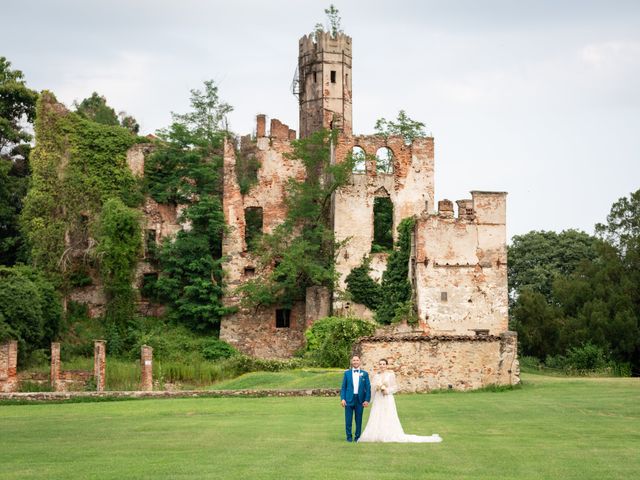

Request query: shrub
[
  {"left": 0, "top": 265, "right": 61, "bottom": 365},
  {"left": 201, "top": 338, "right": 239, "bottom": 361},
  {"left": 305, "top": 316, "right": 376, "bottom": 368}
]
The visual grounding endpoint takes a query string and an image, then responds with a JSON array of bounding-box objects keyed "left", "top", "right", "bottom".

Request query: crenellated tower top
[{"left": 297, "top": 30, "right": 352, "bottom": 138}]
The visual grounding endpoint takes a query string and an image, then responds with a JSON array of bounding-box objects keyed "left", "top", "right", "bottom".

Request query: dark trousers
[{"left": 345, "top": 399, "right": 364, "bottom": 441}]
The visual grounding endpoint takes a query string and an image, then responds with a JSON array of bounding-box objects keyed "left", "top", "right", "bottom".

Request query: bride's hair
[{"left": 379, "top": 358, "right": 388, "bottom": 365}]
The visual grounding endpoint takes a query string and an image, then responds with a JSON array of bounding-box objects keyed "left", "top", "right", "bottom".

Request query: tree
[
  {"left": 149, "top": 80, "right": 233, "bottom": 332},
  {"left": 0, "top": 57, "right": 38, "bottom": 157},
  {"left": 314, "top": 4, "right": 343, "bottom": 38},
  {"left": 0, "top": 157, "right": 29, "bottom": 265},
  {"left": 0, "top": 265, "right": 61, "bottom": 364},
  {"left": 507, "top": 229, "right": 599, "bottom": 303},
  {"left": 74, "top": 92, "right": 120, "bottom": 126},
  {"left": 374, "top": 110, "right": 427, "bottom": 144},
  {"left": 596, "top": 189, "right": 640, "bottom": 256},
  {"left": 119, "top": 111, "right": 140, "bottom": 134}
]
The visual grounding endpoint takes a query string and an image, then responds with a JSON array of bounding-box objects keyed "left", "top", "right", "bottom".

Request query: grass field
[{"left": 1, "top": 372, "right": 638, "bottom": 479}]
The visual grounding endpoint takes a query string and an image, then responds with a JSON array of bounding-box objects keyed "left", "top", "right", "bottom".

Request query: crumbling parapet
[
  {"left": 0, "top": 340, "right": 18, "bottom": 393},
  {"left": 140, "top": 345, "right": 153, "bottom": 391},
  {"left": 93, "top": 340, "right": 106, "bottom": 392}
]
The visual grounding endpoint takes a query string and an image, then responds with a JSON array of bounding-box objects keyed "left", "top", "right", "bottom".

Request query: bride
[{"left": 358, "top": 358, "right": 442, "bottom": 443}]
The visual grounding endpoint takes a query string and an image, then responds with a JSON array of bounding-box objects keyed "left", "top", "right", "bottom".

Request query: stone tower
[{"left": 298, "top": 30, "right": 352, "bottom": 138}]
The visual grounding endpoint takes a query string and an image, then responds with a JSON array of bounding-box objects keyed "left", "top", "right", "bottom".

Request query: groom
[{"left": 340, "top": 355, "right": 371, "bottom": 442}]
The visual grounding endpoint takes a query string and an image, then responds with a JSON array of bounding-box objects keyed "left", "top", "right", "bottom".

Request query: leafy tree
[
  {"left": 239, "top": 129, "right": 354, "bottom": 308},
  {"left": 305, "top": 316, "right": 376, "bottom": 368},
  {"left": 374, "top": 110, "right": 427, "bottom": 144},
  {"left": 0, "top": 56, "right": 38, "bottom": 157},
  {"left": 0, "top": 265, "right": 61, "bottom": 364},
  {"left": 0, "top": 157, "right": 29, "bottom": 265},
  {"left": 508, "top": 229, "right": 599, "bottom": 302},
  {"left": 314, "top": 5, "right": 343, "bottom": 38},
  {"left": 596, "top": 189, "right": 640, "bottom": 256},
  {"left": 149, "top": 80, "right": 232, "bottom": 332},
  {"left": 74, "top": 92, "right": 120, "bottom": 126},
  {"left": 119, "top": 111, "right": 140, "bottom": 134}
]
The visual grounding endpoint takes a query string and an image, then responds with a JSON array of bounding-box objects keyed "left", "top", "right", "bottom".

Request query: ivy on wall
[
  {"left": 346, "top": 217, "right": 417, "bottom": 324},
  {"left": 21, "top": 91, "right": 143, "bottom": 290}
]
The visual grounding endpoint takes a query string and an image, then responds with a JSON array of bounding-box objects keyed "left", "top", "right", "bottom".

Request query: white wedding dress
[{"left": 358, "top": 371, "right": 442, "bottom": 443}]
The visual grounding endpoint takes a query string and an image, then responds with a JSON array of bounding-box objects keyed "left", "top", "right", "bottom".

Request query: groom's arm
[
  {"left": 364, "top": 374, "right": 372, "bottom": 404},
  {"left": 340, "top": 372, "right": 347, "bottom": 405}
]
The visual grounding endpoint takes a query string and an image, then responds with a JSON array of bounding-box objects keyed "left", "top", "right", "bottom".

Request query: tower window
[
  {"left": 244, "top": 207, "right": 263, "bottom": 251},
  {"left": 275, "top": 309, "right": 291, "bottom": 328},
  {"left": 330, "top": 70, "right": 336, "bottom": 83},
  {"left": 313, "top": 71, "right": 317, "bottom": 83}
]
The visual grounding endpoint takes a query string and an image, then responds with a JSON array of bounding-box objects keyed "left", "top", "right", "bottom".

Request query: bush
[
  {"left": 201, "top": 338, "right": 239, "bottom": 361},
  {"left": 305, "top": 316, "right": 376, "bottom": 368},
  {"left": 565, "top": 343, "right": 609, "bottom": 372},
  {"left": 0, "top": 265, "right": 62, "bottom": 365}
]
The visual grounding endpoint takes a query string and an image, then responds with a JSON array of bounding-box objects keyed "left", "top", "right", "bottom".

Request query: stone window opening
[
  {"left": 441, "top": 291, "right": 448, "bottom": 302},
  {"left": 145, "top": 229, "right": 157, "bottom": 260},
  {"left": 313, "top": 71, "right": 317, "bottom": 83},
  {"left": 351, "top": 146, "right": 366, "bottom": 173},
  {"left": 244, "top": 266, "right": 256, "bottom": 277},
  {"left": 275, "top": 308, "right": 291, "bottom": 328},
  {"left": 372, "top": 197, "right": 394, "bottom": 252},
  {"left": 375, "top": 147, "right": 394, "bottom": 174},
  {"left": 244, "top": 207, "right": 263, "bottom": 251},
  {"left": 330, "top": 70, "right": 336, "bottom": 83},
  {"left": 141, "top": 273, "right": 159, "bottom": 300}
]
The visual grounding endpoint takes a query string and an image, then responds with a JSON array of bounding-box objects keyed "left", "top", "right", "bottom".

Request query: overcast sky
[{"left": 4, "top": 0, "right": 640, "bottom": 240}]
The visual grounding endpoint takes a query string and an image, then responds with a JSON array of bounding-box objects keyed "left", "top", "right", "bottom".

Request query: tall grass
[{"left": 17, "top": 355, "right": 305, "bottom": 391}]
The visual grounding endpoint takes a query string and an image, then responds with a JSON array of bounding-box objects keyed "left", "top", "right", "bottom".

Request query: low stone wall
[
  {"left": 354, "top": 332, "right": 519, "bottom": 392},
  {"left": 0, "top": 388, "right": 340, "bottom": 402}
]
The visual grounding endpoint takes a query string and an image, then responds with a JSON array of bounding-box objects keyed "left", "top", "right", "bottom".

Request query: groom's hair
[{"left": 351, "top": 355, "right": 360, "bottom": 360}]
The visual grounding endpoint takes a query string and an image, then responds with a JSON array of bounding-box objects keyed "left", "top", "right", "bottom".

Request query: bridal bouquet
[{"left": 378, "top": 383, "right": 388, "bottom": 394}]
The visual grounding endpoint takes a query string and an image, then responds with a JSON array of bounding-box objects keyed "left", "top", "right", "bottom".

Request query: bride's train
[{"left": 358, "top": 370, "right": 442, "bottom": 444}]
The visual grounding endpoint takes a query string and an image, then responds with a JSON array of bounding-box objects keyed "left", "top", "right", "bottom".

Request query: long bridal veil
[{"left": 358, "top": 371, "right": 442, "bottom": 443}]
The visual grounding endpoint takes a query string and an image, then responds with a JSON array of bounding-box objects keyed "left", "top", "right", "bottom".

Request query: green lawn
[
  {"left": 1, "top": 373, "right": 638, "bottom": 479},
  {"left": 210, "top": 368, "right": 343, "bottom": 390}
]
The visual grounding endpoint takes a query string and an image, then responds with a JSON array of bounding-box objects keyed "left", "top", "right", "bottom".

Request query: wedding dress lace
[{"left": 358, "top": 371, "right": 442, "bottom": 443}]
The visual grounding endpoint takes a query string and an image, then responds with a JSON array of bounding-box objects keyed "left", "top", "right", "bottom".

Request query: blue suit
[{"left": 341, "top": 369, "right": 371, "bottom": 442}]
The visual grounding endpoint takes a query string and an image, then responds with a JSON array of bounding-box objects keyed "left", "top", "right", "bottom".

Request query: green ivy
[
  {"left": 344, "top": 256, "right": 381, "bottom": 310},
  {"left": 304, "top": 316, "right": 376, "bottom": 368},
  {"left": 95, "top": 198, "right": 142, "bottom": 329},
  {"left": 21, "top": 91, "right": 142, "bottom": 288},
  {"left": 346, "top": 217, "right": 417, "bottom": 324}
]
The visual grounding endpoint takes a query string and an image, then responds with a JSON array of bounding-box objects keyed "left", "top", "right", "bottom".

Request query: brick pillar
[
  {"left": 93, "top": 340, "right": 106, "bottom": 392},
  {"left": 256, "top": 114, "right": 266, "bottom": 137},
  {"left": 50, "top": 342, "right": 61, "bottom": 391},
  {"left": 140, "top": 345, "right": 153, "bottom": 391},
  {"left": 0, "top": 340, "right": 18, "bottom": 392}
]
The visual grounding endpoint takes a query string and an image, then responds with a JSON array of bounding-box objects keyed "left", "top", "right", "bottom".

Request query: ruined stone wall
[
  {"left": 332, "top": 135, "right": 435, "bottom": 294},
  {"left": 220, "top": 302, "right": 307, "bottom": 358},
  {"left": 413, "top": 191, "right": 508, "bottom": 335},
  {"left": 221, "top": 117, "right": 304, "bottom": 288},
  {"left": 220, "top": 117, "right": 313, "bottom": 357},
  {"left": 355, "top": 332, "right": 519, "bottom": 392}
]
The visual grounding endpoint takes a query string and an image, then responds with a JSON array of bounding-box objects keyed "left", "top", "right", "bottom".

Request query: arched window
[
  {"left": 376, "top": 147, "right": 394, "bottom": 174},
  {"left": 352, "top": 146, "right": 366, "bottom": 173}
]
